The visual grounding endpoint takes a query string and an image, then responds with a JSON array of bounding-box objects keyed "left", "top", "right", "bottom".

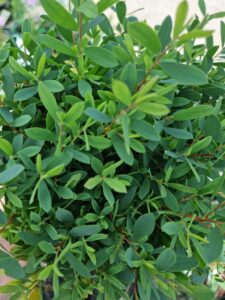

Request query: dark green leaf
[
  {"left": 70, "top": 225, "right": 101, "bottom": 237},
  {"left": 38, "top": 180, "right": 52, "bottom": 212},
  {"left": 0, "top": 164, "right": 24, "bottom": 184},
  {"left": 132, "top": 214, "right": 155, "bottom": 242},
  {"left": 160, "top": 61, "right": 208, "bottom": 86},
  {"left": 84, "top": 47, "right": 119, "bottom": 68}
]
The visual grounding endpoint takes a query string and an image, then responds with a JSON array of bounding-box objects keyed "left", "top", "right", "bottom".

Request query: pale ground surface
[
  {"left": 1, "top": 1, "right": 225, "bottom": 299},
  {"left": 126, "top": 0, "right": 225, "bottom": 43}
]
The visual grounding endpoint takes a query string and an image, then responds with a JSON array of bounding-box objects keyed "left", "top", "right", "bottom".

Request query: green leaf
[
  {"left": 159, "top": 16, "right": 173, "bottom": 49},
  {"left": 14, "top": 87, "right": 37, "bottom": 102},
  {"left": 86, "top": 136, "right": 112, "bottom": 150},
  {"left": 40, "top": 0, "right": 77, "bottom": 30},
  {"left": 173, "top": 0, "right": 188, "bottom": 38},
  {"left": 18, "top": 146, "right": 41, "bottom": 158},
  {"left": 163, "top": 189, "right": 179, "bottom": 212},
  {"left": 11, "top": 115, "right": 31, "bottom": 127},
  {"left": 0, "top": 250, "right": 25, "bottom": 279},
  {"left": 97, "top": 0, "right": 119, "bottom": 13},
  {"left": 43, "top": 164, "right": 64, "bottom": 178},
  {"left": 160, "top": 61, "right": 208, "bottom": 86},
  {"left": 38, "top": 180, "right": 52, "bottom": 212},
  {"left": 70, "top": 149, "right": 90, "bottom": 164},
  {"left": 80, "top": 0, "right": 98, "bottom": 18},
  {"left": 104, "top": 177, "right": 127, "bottom": 193},
  {"left": 131, "top": 119, "right": 160, "bottom": 141},
  {"left": 37, "top": 52, "right": 46, "bottom": 78},
  {"left": 64, "top": 102, "right": 84, "bottom": 123},
  {"left": 128, "top": 21, "right": 161, "bottom": 53},
  {"left": 84, "top": 176, "right": 102, "bottom": 189},
  {"left": 221, "top": 21, "right": 225, "bottom": 47},
  {"left": 111, "top": 134, "right": 134, "bottom": 165},
  {"left": 164, "top": 127, "right": 193, "bottom": 140},
  {"left": 138, "top": 102, "right": 169, "bottom": 117},
  {"left": 191, "top": 136, "right": 212, "bottom": 153},
  {"left": 41, "top": 34, "right": 76, "bottom": 57},
  {"left": 55, "top": 208, "right": 74, "bottom": 225},
  {"left": 116, "top": 1, "right": 126, "bottom": 24},
  {"left": 120, "top": 62, "right": 137, "bottom": 93},
  {"left": 170, "top": 255, "right": 197, "bottom": 272},
  {"left": 0, "top": 164, "right": 24, "bottom": 184},
  {"left": 25, "top": 128, "right": 57, "bottom": 142},
  {"left": 66, "top": 253, "right": 91, "bottom": 278},
  {"left": 169, "top": 183, "right": 197, "bottom": 194},
  {"left": 6, "top": 191, "right": 23, "bottom": 208},
  {"left": 70, "top": 225, "right": 101, "bottom": 237},
  {"left": 42, "top": 80, "right": 64, "bottom": 93},
  {"left": 38, "top": 241, "right": 55, "bottom": 254},
  {"left": 84, "top": 47, "right": 119, "bottom": 68},
  {"left": 155, "top": 249, "right": 176, "bottom": 271},
  {"left": 102, "top": 183, "right": 115, "bottom": 206},
  {"left": 0, "top": 137, "right": 13, "bottom": 157},
  {"left": 9, "top": 57, "right": 35, "bottom": 80},
  {"left": 203, "top": 115, "right": 221, "bottom": 141},
  {"left": 178, "top": 30, "right": 213, "bottom": 43},
  {"left": 112, "top": 80, "right": 132, "bottom": 105},
  {"left": 85, "top": 108, "right": 111, "bottom": 123},
  {"left": 173, "top": 105, "right": 214, "bottom": 121},
  {"left": 162, "top": 222, "right": 183, "bottom": 235},
  {"left": 202, "top": 227, "right": 223, "bottom": 263},
  {"left": 38, "top": 82, "right": 59, "bottom": 121},
  {"left": 132, "top": 213, "right": 155, "bottom": 242},
  {"left": 121, "top": 114, "right": 130, "bottom": 154},
  {"left": 191, "top": 285, "right": 214, "bottom": 300},
  {"left": 198, "top": 0, "right": 206, "bottom": 15},
  {"left": 78, "top": 80, "right": 92, "bottom": 97}
]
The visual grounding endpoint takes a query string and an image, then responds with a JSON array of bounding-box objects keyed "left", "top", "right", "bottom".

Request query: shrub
[{"left": 0, "top": 0, "right": 225, "bottom": 299}]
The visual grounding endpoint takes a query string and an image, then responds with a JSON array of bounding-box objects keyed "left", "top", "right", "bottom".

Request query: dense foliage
[{"left": 0, "top": 0, "right": 225, "bottom": 299}]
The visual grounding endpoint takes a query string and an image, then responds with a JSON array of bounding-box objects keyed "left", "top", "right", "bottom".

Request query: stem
[
  {"left": 79, "top": 12, "right": 83, "bottom": 54},
  {"left": 55, "top": 124, "right": 64, "bottom": 156},
  {"left": 29, "top": 178, "right": 42, "bottom": 204}
]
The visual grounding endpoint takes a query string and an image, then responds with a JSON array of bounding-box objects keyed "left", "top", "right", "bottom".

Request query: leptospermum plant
[{"left": 0, "top": 0, "right": 225, "bottom": 299}]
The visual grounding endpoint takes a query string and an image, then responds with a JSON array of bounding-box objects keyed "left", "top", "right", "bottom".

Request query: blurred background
[{"left": 0, "top": 0, "right": 225, "bottom": 42}]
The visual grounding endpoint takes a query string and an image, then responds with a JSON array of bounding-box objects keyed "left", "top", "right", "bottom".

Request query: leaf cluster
[{"left": 0, "top": 0, "right": 225, "bottom": 299}]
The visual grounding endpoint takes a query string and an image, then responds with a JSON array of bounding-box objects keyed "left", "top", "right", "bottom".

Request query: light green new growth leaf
[
  {"left": 128, "top": 21, "right": 161, "bottom": 54},
  {"left": 64, "top": 102, "right": 84, "bottom": 123},
  {"left": 80, "top": 0, "right": 98, "bottom": 18},
  {"left": 191, "top": 136, "right": 212, "bottom": 153},
  {"left": 173, "top": 105, "right": 214, "bottom": 120},
  {"left": 112, "top": 80, "right": 132, "bottom": 105},
  {"left": 40, "top": 0, "right": 77, "bottom": 30},
  {"left": 0, "top": 138, "right": 13, "bottom": 157},
  {"left": 104, "top": 177, "right": 127, "bottom": 193},
  {"left": 173, "top": 0, "right": 188, "bottom": 38},
  {"left": 84, "top": 176, "right": 102, "bottom": 189},
  {"left": 178, "top": 30, "right": 213, "bottom": 43},
  {"left": 138, "top": 102, "right": 169, "bottom": 116}
]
